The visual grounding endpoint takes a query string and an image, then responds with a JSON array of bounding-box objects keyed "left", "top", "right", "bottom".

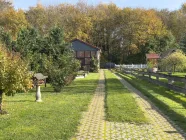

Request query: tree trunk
[
  {"left": 174, "top": 64, "right": 176, "bottom": 73},
  {"left": 0, "top": 90, "right": 3, "bottom": 111}
]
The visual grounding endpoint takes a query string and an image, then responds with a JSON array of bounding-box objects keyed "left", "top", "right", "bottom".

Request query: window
[
  {"left": 85, "top": 58, "right": 91, "bottom": 65},
  {"left": 77, "top": 51, "right": 84, "bottom": 58},
  {"left": 91, "top": 51, "right": 96, "bottom": 57},
  {"left": 85, "top": 51, "right": 90, "bottom": 57}
]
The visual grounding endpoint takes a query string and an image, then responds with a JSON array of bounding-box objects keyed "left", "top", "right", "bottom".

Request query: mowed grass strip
[
  {"left": 117, "top": 72, "right": 186, "bottom": 132},
  {"left": 104, "top": 70, "right": 148, "bottom": 123},
  {"left": 150, "top": 75, "right": 184, "bottom": 87},
  {"left": 160, "top": 72, "right": 186, "bottom": 77},
  {"left": 0, "top": 73, "right": 99, "bottom": 140}
]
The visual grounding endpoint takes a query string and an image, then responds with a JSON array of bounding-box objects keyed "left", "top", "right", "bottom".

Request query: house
[
  {"left": 71, "top": 39, "right": 101, "bottom": 71},
  {"left": 146, "top": 53, "right": 160, "bottom": 72},
  {"left": 160, "top": 48, "right": 177, "bottom": 59},
  {"left": 146, "top": 53, "right": 160, "bottom": 66}
]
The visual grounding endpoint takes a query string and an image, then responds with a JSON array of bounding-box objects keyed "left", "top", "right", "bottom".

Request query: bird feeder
[{"left": 33, "top": 73, "right": 48, "bottom": 102}]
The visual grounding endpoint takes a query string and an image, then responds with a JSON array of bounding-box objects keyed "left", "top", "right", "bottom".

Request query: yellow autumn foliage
[
  {"left": 0, "top": 8, "right": 29, "bottom": 38},
  {"left": 0, "top": 43, "right": 32, "bottom": 96}
]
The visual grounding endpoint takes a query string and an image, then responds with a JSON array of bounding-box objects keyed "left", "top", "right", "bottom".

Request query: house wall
[
  {"left": 76, "top": 50, "right": 98, "bottom": 71},
  {"left": 71, "top": 39, "right": 101, "bottom": 71}
]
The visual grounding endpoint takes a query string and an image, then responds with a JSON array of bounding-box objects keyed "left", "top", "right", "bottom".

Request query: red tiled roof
[
  {"left": 71, "top": 38, "right": 101, "bottom": 51},
  {"left": 146, "top": 53, "right": 160, "bottom": 59}
]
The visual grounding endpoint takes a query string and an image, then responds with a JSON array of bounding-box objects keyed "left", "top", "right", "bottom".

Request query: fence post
[
  {"left": 168, "top": 72, "right": 174, "bottom": 84},
  {"left": 142, "top": 70, "right": 145, "bottom": 76},
  {"left": 156, "top": 74, "right": 159, "bottom": 81},
  {"left": 149, "top": 72, "right": 151, "bottom": 79}
]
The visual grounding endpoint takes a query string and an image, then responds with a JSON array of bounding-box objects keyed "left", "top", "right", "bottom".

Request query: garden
[
  {"left": 1, "top": 0, "right": 186, "bottom": 139},
  {"left": 0, "top": 73, "right": 99, "bottom": 140}
]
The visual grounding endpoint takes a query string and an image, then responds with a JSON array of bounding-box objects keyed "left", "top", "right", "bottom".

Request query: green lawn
[
  {"left": 0, "top": 73, "right": 99, "bottom": 140},
  {"left": 150, "top": 76, "right": 185, "bottom": 87},
  {"left": 160, "top": 72, "right": 186, "bottom": 77},
  {"left": 117, "top": 71, "right": 186, "bottom": 133},
  {"left": 104, "top": 70, "right": 148, "bottom": 123}
]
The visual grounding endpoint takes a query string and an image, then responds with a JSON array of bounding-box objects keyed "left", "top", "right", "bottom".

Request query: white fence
[{"left": 115, "top": 64, "right": 147, "bottom": 69}]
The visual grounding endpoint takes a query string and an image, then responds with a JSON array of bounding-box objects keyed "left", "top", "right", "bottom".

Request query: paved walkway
[{"left": 72, "top": 70, "right": 185, "bottom": 140}]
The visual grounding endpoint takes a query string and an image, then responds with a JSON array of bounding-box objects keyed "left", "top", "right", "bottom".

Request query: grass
[
  {"left": 0, "top": 73, "right": 99, "bottom": 140},
  {"left": 150, "top": 76, "right": 185, "bottom": 87},
  {"left": 104, "top": 70, "right": 148, "bottom": 123},
  {"left": 117, "top": 71, "right": 186, "bottom": 133},
  {"left": 160, "top": 72, "right": 186, "bottom": 77}
]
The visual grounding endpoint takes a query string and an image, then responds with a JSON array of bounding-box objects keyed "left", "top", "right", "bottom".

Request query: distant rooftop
[
  {"left": 146, "top": 53, "right": 160, "bottom": 59},
  {"left": 71, "top": 38, "right": 100, "bottom": 51}
]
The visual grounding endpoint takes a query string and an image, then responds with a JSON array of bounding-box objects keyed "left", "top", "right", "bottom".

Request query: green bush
[{"left": 90, "top": 57, "right": 99, "bottom": 72}]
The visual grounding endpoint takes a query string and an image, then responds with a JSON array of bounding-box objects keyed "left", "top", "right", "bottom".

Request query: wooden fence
[{"left": 119, "top": 68, "right": 186, "bottom": 94}]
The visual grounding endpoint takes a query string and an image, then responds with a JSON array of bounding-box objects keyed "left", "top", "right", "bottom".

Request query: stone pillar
[{"left": 36, "top": 85, "right": 42, "bottom": 102}]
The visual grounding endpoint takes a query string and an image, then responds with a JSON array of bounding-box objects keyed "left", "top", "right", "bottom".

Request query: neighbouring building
[
  {"left": 160, "top": 48, "right": 177, "bottom": 59},
  {"left": 71, "top": 39, "right": 101, "bottom": 71},
  {"left": 146, "top": 53, "right": 160, "bottom": 66},
  {"left": 146, "top": 53, "right": 160, "bottom": 72}
]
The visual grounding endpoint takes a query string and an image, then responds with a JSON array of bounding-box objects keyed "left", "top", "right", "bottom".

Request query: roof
[
  {"left": 146, "top": 53, "right": 160, "bottom": 59},
  {"left": 71, "top": 39, "right": 100, "bottom": 51},
  {"left": 34, "top": 73, "right": 48, "bottom": 80},
  {"left": 160, "top": 48, "right": 177, "bottom": 59}
]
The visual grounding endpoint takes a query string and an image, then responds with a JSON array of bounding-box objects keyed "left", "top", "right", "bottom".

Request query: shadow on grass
[
  {"left": 27, "top": 78, "right": 99, "bottom": 96},
  {"left": 149, "top": 86, "right": 186, "bottom": 109},
  {"left": 117, "top": 72, "right": 186, "bottom": 138},
  {"left": 6, "top": 100, "right": 35, "bottom": 103},
  {"left": 137, "top": 75, "right": 186, "bottom": 109},
  {"left": 165, "top": 131, "right": 179, "bottom": 134}
]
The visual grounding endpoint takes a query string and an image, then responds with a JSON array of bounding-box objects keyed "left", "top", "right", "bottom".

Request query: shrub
[
  {"left": 159, "top": 50, "right": 186, "bottom": 72},
  {"left": 0, "top": 44, "right": 32, "bottom": 113},
  {"left": 90, "top": 57, "right": 99, "bottom": 72}
]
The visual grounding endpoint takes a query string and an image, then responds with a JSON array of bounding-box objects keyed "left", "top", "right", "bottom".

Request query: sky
[{"left": 13, "top": 0, "right": 186, "bottom": 11}]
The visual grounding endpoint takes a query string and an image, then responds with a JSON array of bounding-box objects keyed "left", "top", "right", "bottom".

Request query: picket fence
[{"left": 115, "top": 64, "right": 147, "bottom": 69}]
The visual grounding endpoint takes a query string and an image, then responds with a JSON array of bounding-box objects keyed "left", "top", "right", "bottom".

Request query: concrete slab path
[{"left": 71, "top": 70, "right": 185, "bottom": 140}]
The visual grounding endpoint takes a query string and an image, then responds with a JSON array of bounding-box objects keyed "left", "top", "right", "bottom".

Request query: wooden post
[
  {"left": 168, "top": 72, "right": 173, "bottom": 84},
  {"left": 149, "top": 72, "right": 151, "bottom": 79},
  {"left": 156, "top": 75, "right": 159, "bottom": 81},
  {"left": 44, "top": 79, "right": 47, "bottom": 87}
]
